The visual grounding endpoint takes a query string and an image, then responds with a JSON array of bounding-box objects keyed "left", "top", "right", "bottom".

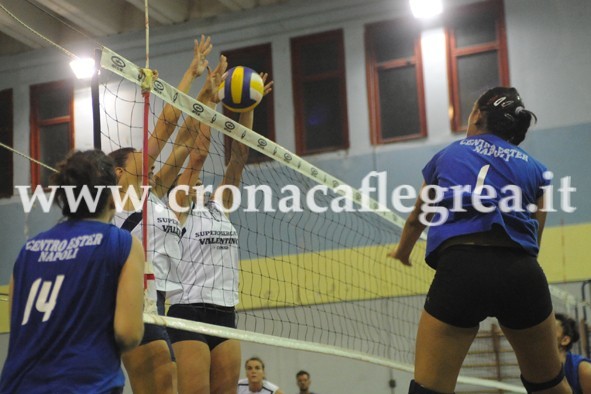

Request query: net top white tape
[{"left": 99, "top": 46, "right": 408, "bottom": 231}]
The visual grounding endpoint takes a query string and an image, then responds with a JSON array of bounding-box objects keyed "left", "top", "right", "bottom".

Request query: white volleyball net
[{"left": 95, "top": 45, "right": 587, "bottom": 393}]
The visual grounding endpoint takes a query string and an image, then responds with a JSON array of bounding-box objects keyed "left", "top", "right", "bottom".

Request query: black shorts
[
  {"left": 140, "top": 291, "right": 175, "bottom": 361},
  {"left": 167, "top": 303, "right": 236, "bottom": 350},
  {"left": 424, "top": 245, "right": 553, "bottom": 329}
]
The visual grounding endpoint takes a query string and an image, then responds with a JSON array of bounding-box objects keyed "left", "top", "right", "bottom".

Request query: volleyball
[{"left": 217, "top": 66, "right": 264, "bottom": 113}]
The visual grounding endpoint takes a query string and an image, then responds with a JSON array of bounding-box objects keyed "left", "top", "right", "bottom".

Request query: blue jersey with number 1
[
  {"left": 0, "top": 220, "right": 132, "bottom": 394},
  {"left": 422, "top": 133, "right": 550, "bottom": 268}
]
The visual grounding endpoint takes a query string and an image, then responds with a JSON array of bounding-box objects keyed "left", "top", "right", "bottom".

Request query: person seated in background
[
  {"left": 556, "top": 313, "right": 591, "bottom": 393},
  {"left": 237, "top": 356, "right": 284, "bottom": 394},
  {"left": 296, "top": 370, "right": 317, "bottom": 394}
]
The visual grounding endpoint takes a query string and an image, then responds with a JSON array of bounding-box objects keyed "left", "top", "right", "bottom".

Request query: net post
[
  {"left": 142, "top": 88, "right": 150, "bottom": 248},
  {"left": 91, "top": 48, "right": 102, "bottom": 150}
]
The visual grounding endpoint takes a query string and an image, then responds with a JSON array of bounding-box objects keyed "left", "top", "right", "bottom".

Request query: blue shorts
[
  {"left": 167, "top": 303, "right": 236, "bottom": 350},
  {"left": 424, "top": 245, "right": 553, "bottom": 329}
]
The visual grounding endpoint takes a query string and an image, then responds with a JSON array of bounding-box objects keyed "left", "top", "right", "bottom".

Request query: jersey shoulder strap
[{"left": 121, "top": 211, "right": 142, "bottom": 232}]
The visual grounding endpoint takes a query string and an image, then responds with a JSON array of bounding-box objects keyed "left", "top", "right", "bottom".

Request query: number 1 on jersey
[
  {"left": 474, "top": 165, "right": 491, "bottom": 194},
  {"left": 21, "top": 275, "right": 65, "bottom": 325}
]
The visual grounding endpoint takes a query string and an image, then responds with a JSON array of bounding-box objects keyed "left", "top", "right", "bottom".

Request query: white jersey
[
  {"left": 237, "top": 378, "right": 280, "bottom": 394},
  {"left": 170, "top": 200, "right": 239, "bottom": 306},
  {"left": 113, "top": 193, "right": 182, "bottom": 298}
]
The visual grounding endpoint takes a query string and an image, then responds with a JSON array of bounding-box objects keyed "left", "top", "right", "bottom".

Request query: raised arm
[
  {"left": 165, "top": 57, "right": 230, "bottom": 221},
  {"left": 153, "top": 55, "right": 228, "bottom": 200},
  {"left": 214, "top": 73, "right": 273, "bottom": 211},
  {"left": 146, "top": 35, "right": 212, "bottom": 170},
  {"left": 387, "top": 182, "right": 430, "bottom": 266},
  {"left": 114, "top": 236, "right": 145, "bottom": 353}
]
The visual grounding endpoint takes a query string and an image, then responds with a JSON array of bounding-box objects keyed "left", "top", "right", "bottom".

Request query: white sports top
[
  {"left": 113, "top": 193, "right": 182, "bottom": 298},
  {"left": 169, "top": 200, "right": 239, "bottom": 306},
  {"left": 237, "top": 378, "right": 280, "bottom": 394}
]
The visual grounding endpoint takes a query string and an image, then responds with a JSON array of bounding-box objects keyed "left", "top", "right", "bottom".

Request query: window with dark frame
[
  {"left": 365, "top": 19, "right": 427, "bottom": 144},
  {"left": 291, "top": 29, "right": 349, "bottom": 155},
  {"left": 222, "top": 43, "right": 275, "bottom": 164},
  {"left": 446, "top": 0, "right": 509, "bottom": 132},
  {"left": 0, "top": 89, "right": 14, "bottom": 198},
  {"left": 30, "top": 80, "right": 74, "bottom": 188}
]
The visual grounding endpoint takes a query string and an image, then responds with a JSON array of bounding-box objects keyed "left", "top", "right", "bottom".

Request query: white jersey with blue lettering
[
  {"left": 170, "top": 200, "right": 239, "bottom": 306},
  {"left": 113, "top": 193, "right": 182, "bottom": 301},
  {"left": 237, "top": 378, "right": 280, "bottom": 394}
]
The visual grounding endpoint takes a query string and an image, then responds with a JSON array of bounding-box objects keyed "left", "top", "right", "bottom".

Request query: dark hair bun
[
  {"left": 476, "top": 87, "right": 537, "bottom": 145},
  {"left": 50, "top": 150, "right": 117, "bottom": 219}
]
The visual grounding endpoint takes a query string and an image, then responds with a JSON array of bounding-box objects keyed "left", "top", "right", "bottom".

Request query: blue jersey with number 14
[
  {"left": 422, "top": 133, "right": 550, "bottom": 267},
  {"left": 0, "top": 220, "right": 132, "bottom": 394}
]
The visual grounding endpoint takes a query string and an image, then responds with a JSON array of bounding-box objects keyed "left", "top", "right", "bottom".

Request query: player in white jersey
[
  {"left": 237, "top": 357, "right": 284, "bottom": 394},
  {"left": 112, "top": 191, "right": 183, "bottom": 310},
  {"left": 166, "top": 68, "right": 273, "bottom": 394},
  {"left": 108, "top": 35, "right": 214, "bottom": 394}
]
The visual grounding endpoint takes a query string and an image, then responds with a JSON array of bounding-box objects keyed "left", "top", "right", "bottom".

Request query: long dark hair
[
  {"left": 51, "top": 150, "right": 117, "bottom": 219},
  {"left": 475, "top": 87, "right": 537, "bottom": 146}
]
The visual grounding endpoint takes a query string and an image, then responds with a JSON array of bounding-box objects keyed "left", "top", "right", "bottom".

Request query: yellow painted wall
[
  {"left": 0, "top": 285, "right": 9, "bottom": 333},
  {"left": 1, "top": 223, "right": 589, "bottom": 333},
  {"left": 237, "top": 223, "right": 591, "bottom": 310},
  {"left": 538, "top": 223, "right": 591, "bottom": 283}
]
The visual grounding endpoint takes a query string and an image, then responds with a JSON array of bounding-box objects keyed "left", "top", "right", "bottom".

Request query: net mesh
[
  {"left": 97, "top": 46, "right": 574, "bottom": 393},
  {"left": 98, "top": 47, "right": 433, "bottom": 366}
]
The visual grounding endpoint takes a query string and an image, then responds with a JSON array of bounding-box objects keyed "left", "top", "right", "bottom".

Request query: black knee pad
[
  {"left": 520, "top": 366, "right": 565, "bottom": 393},
  {"left": 409, "top": 380, "right": 451, "bottom": 394}
]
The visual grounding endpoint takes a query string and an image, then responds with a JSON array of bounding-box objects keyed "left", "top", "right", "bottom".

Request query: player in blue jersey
[
  {"left": 388, "top": 87, "right": 571, "bottom": 394},
  {"left": 555, "top": 313, "right": 591, "bottom": 393},
  {"left": 0, "top": 150, "right": 144, "bottom": 394}
]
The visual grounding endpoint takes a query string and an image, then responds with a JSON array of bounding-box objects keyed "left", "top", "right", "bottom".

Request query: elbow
[
  {"left": 189, "top": 150, "right": 207, "bottom": 166},
  {"left": 115, "top": 324, "right": 144, "bottom": 353},
  {"left": 406, "top": 211, "right": 427, "bottom": 231}
]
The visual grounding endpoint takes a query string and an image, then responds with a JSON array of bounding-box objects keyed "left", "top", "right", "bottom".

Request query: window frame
[
  {"left": 445, "top": 0, "right": 509, "bottom": 132},
  {"left": 30, "top": 80, "right": 75, "bottom": 187},
  {"left": 0, "top": 88, "right": 14, "bottom": 198},
  {"left": 364, "top": 18, "right": 427, "bottom": 144},
  {"left": 222, "top": 43, "right": 275, "bottom": 165},
  {"left": 291, "top": 29, "right": 350, "bottom": 155}
]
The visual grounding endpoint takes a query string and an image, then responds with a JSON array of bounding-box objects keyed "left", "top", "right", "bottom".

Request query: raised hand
[
  {"left": 198, "top": 55, "right": 228, "bottom": 105},
  {"left": 260, "top": 72, "right": 273, "bottom": 97},
  {"left": 386, "top": 248, "right": 412, "bottom": 266},
  {"left": 189, "top": 35, "right": 213, "bottom": 79}
]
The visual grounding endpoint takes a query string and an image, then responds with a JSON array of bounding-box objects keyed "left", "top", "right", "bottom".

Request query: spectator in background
[
  {"left": 296, "top": 370, "right": 317, "bottom": 394},
  {"left": 238, "top": 356, "right": 284, "bottom": 394},
  {"left": 556, "top": 313, "right": 591, "bottom": 393}
]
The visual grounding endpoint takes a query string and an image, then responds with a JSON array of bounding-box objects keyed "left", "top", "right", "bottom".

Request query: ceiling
[{"left": 0, "top": 0, "right": 289, "bottom": 57}]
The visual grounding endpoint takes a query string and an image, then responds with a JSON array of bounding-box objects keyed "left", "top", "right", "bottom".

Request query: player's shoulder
[{"left": 263, "top": 379, "right": 280, "bottom": 391}]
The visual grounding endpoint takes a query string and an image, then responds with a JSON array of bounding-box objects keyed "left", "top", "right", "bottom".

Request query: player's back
[{"left": 0, "top": 219, "right": 132, "bottom": 394}]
